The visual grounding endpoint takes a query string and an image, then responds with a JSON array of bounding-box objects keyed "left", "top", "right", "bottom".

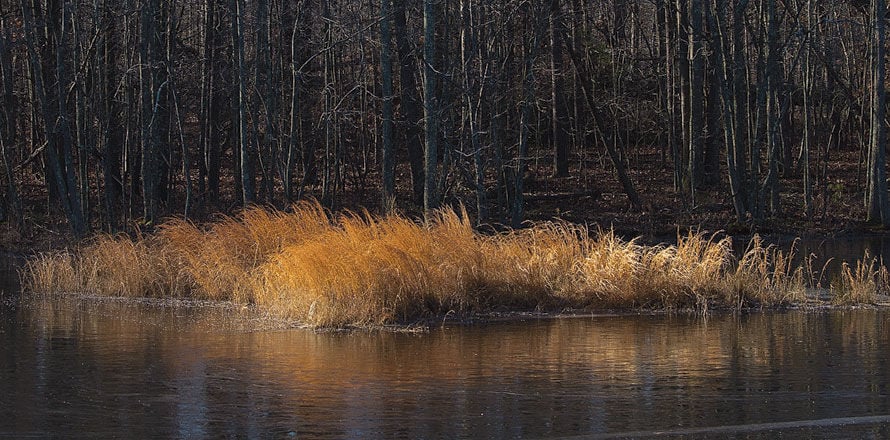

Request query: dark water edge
[{"left": 4, "top": 294, "right": 890, "bottom": 438}]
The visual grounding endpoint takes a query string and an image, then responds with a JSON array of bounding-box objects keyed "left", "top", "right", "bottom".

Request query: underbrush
[{"left": 21, "top": 202, "right": 889, "bottom": 327}]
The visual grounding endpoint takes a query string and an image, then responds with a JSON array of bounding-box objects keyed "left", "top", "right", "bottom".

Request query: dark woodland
[{"left": 0, "top": 0, "right": 888, "bottom": 239}]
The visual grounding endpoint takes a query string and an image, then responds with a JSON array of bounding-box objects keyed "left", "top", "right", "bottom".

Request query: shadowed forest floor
[{"left": 0, "top": 147, "right": 875, "bottom": 254}]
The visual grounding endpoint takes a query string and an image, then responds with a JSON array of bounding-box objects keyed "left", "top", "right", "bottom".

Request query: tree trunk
[
  {"left": 256, "top": 0, "right": 274, "bottom": 203},
  {"left": 23, "top": 0, "right": 86, "bottom": 235},
  {"left": 232, "top": 0, "right": 254, "bottom": 205},
  {"left": 550, "top": 0, "right": 570, "bottom": 178},
  {"left": 203, "top": 0, "right": 223, "bottom": 209},
  {"left": 461, "top": 0, "right": 487, "bottom": 223},
  {"left": 802, "top": 0, "right": 813, "bottom": 218},
  {"left": 320, "top": 0, "right": 334, "bottom": 206},
  {"left": 393, "top": 0, "right": 425, "bottom": 205},
  {"left": 285, "top": 3, "right": 303, "bottom": 203},
  {"left": 380, "top": 0, "right": 395, "bottom": 213},
  {"left": 512, "top": 5, "right": 542, "bottom": 227},
  {"left": 140, "top": 0, "right": 162, "bottom": 224},
  {"left": 867, "top": 0, "right": 889, "bottom": 225},
  {"left": 559, "top": 26, "right": 642, "bottom": 210},
  {"left": 101, "top": 1, "right": 123, "bottom": 230},
  {"left": 688, "top": 0, "right": 705, "bottom": 205},
  {"left": 422, "top": 0, "right": 438, "bottom": 216},
  {"left": 72, "top": 4, "right": 90, "bottom": 227},
  {"left": 703, "top": 4, "right": 722, "bottom": 186},
  {"left": 732, "top": 0, "right": 751, "bottom": 214},
  {"left": 675, "top": 0, "right": 690, "bottom": 197},
  {"left": 712, "top": 0, "right": 748, "bottom": 222},
  {"left": 762, "top": 0, "right": 781, "bottom": 217},
  {"left": 0, "top": 11, "right": 21, "bottom": 227}
]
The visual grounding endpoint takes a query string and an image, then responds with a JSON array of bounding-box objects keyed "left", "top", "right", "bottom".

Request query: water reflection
[
  {"left": 0, "top": 255, "right": 18, "bottom": 297},
  {"left": 751, "top": 235, "right": 890, "bottom": 285},
  {"left": 3, "top": 291, "right": 890, "bottom": 438}
]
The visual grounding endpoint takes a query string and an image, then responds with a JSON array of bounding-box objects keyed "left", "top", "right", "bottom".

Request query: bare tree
[
  {"left": 21, "top": 0, "right": 86, "bottom": 234},
  {"left": 866, "top": 0, "right": 888, "bottom": 225},
  {"left": 394, "top": 0, "right": 425, "bottom": 205},
  {"left": 688, "top": 0, "right": 705, "bottom": 205},
  {"left": 422, "top": 0, "right": 438, "bottom": 216},
  {"left": 232, "top": 0, "right": 254, "bottom": 205},
  {"left": 380, "top": 0, "right": 395, "bottom": 212},
  {"left": 0, "top": 9, "right": 21, "bottom": 227},
  {"left": 550, "top": 0, "right": 570, "bottom": 178},
  {"left": 801, "top": 0, "right": 814, "bottom": 218}
]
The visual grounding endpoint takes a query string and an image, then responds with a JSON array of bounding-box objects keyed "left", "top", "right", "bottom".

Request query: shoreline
[{"left": 9, "top": 289, "right": 890, "bottom": 333}]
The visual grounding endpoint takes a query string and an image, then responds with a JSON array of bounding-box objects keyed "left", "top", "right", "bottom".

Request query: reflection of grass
[{"left": 21, "top": 202, "right": 890, "bottom": 327}]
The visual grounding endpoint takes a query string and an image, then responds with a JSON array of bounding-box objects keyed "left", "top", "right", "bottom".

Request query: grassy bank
[{"left": 21, "top": 202, "right": 890, "bottom": 327}]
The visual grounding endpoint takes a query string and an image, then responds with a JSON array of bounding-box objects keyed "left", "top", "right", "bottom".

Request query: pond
[{"left": 3, "top": 249, "right": 890, "bottom": 438}]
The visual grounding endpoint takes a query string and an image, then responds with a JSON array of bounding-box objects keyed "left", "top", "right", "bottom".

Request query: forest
[{"left": 0, "top": 0, "right": 888, "bottom": 238}]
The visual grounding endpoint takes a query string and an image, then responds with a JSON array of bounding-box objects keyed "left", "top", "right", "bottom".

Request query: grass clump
[
  {"left": 156, "top": 201, "right": 333, "bottom": 302},
  {"left": 256, "top": 208, "right": 483, "bottom": 326},
  {"left": 729, "top": 236, "right": 806, "bottom": 307},
  {"left": 21, "top": 203, "right": 890, "bottom": 328},
  {"left": 24, "top": 233, "right": 181, "bottom": 298},
  {"left": 830, "top": 252, "right": 890, "bottom": 305}
]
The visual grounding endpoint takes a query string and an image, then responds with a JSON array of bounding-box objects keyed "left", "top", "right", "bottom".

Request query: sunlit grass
[
  {"left": 24, "top": 250, "right": 77, "bottom": 294},
  {"left": 156, "top": 201, "right": 333, "bottom": 303},
  {"left": 23, "top": 232, "right": 183, "bottom": 298},
  {"left": 830, "top": 252, "right": 890, "bottom": 305},
  {"left": 21, "top": 202, "right": 890, "bottom": 327},
  {"left": 729, "top": 236, "right": 807, "bottom": 307}
]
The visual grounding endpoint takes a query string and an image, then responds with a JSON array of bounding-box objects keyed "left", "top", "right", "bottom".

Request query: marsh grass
[
  {"left": 830, "top": 252, "right": 890, "bottom": 304},
  {"left": 24, "top": 251, "right": 77, "bottom": 294},
  {"left": 730, "top": 236, "right": 807, "bottom": 307},
  {"left": 21, "top": 202, "right": 890, "bottom": 327}
]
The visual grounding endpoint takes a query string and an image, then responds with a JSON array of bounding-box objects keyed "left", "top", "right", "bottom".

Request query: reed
[
  {"left": 24, "top": 232, "right": 181, "bottom": 297},
  {"left": 830, "top": 252, "right": 889, "bottom": 304},
  {"left": 156, "top": 201, "right": 333, "bottom": 302},
  {"left": 20, "top": 203, "right": 889, "bottom": 327},
  {"left": 256, "top": 207, "right": 485, "bottom": 325},
  {"left": 479, "top": 222, "right": 590, "bottom": 307},
  {"left": 730, "top": 236, "right": 806, "bottom": 307},
  {"left": 74, "top": 233, "right": 182, "bottom": 297},
  {"left": 633, "top": 232, "right": 732, "bottom": 310},
  {"left": 23, "top": 250, "right": 77, "bottom": 294}
]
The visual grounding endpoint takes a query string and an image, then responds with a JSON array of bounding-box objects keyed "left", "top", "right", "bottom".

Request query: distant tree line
[{"left": 0, "top": 0, "right": 888, "bottom": 235}]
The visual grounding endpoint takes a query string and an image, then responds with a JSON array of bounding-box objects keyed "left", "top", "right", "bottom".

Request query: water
[
  {"left": 3, "top": 253, "right": 890, "bottom": 438},
  {"left": 793, "top": 235, "right": 890, "bottom": 282}
]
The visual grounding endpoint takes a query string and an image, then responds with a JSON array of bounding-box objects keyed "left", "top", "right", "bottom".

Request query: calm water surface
[{"left": 3, "top": 255, "right": 890, "bottom": 438}]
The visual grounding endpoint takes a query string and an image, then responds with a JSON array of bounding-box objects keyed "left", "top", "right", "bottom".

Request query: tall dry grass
[
  {"left": 21, "top": 202, "right": 890, "bottom": 327},
  {"left": 256, "top": 208, "right": 484, "bottom": 325},
  {"left": 156, "top": 201, "right": 332, "bottom": 302},
  {"left": 830, "top": 252, "right": 890, "bottom": 304},
  {"left": 23, "top": 232, "right": 183, "bottom": 298},
  {"left": 729, "top": 236, "right": 807, "bottom": 307}
]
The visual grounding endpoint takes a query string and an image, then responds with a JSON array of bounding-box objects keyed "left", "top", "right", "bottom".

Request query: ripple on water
[{"left": 4, "top": 260, "right": 890, "bottom": 437}]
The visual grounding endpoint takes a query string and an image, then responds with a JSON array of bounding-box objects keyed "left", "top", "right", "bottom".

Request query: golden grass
[
  {"left": 23, "top": 232, "right": 183, "bottom": 298},
  {"left": 729, "top": 236, "right": 807, "bottom": 307},
  {"left": 21, "top": 202, "right": 890, "bottom": 327},
  {"left": 24, "top": 251, "right": 77, "bottom": 294},
  {"left": 830, "top": 252, "right": 890, "bottom": 304}
]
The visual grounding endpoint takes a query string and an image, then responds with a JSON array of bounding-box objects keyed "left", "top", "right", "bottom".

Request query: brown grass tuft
[
  {"left": 830, "top": 252, "right": 890, "bottom": 304},
  {"left": 20, "top": 203, "right": 889, "bottom": 327},
  {"left": 730, "top": 236, "right": 806, "bottom": 307},
  {"left": 23, "top": 250, "right": 77, "bottom": 294}
]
